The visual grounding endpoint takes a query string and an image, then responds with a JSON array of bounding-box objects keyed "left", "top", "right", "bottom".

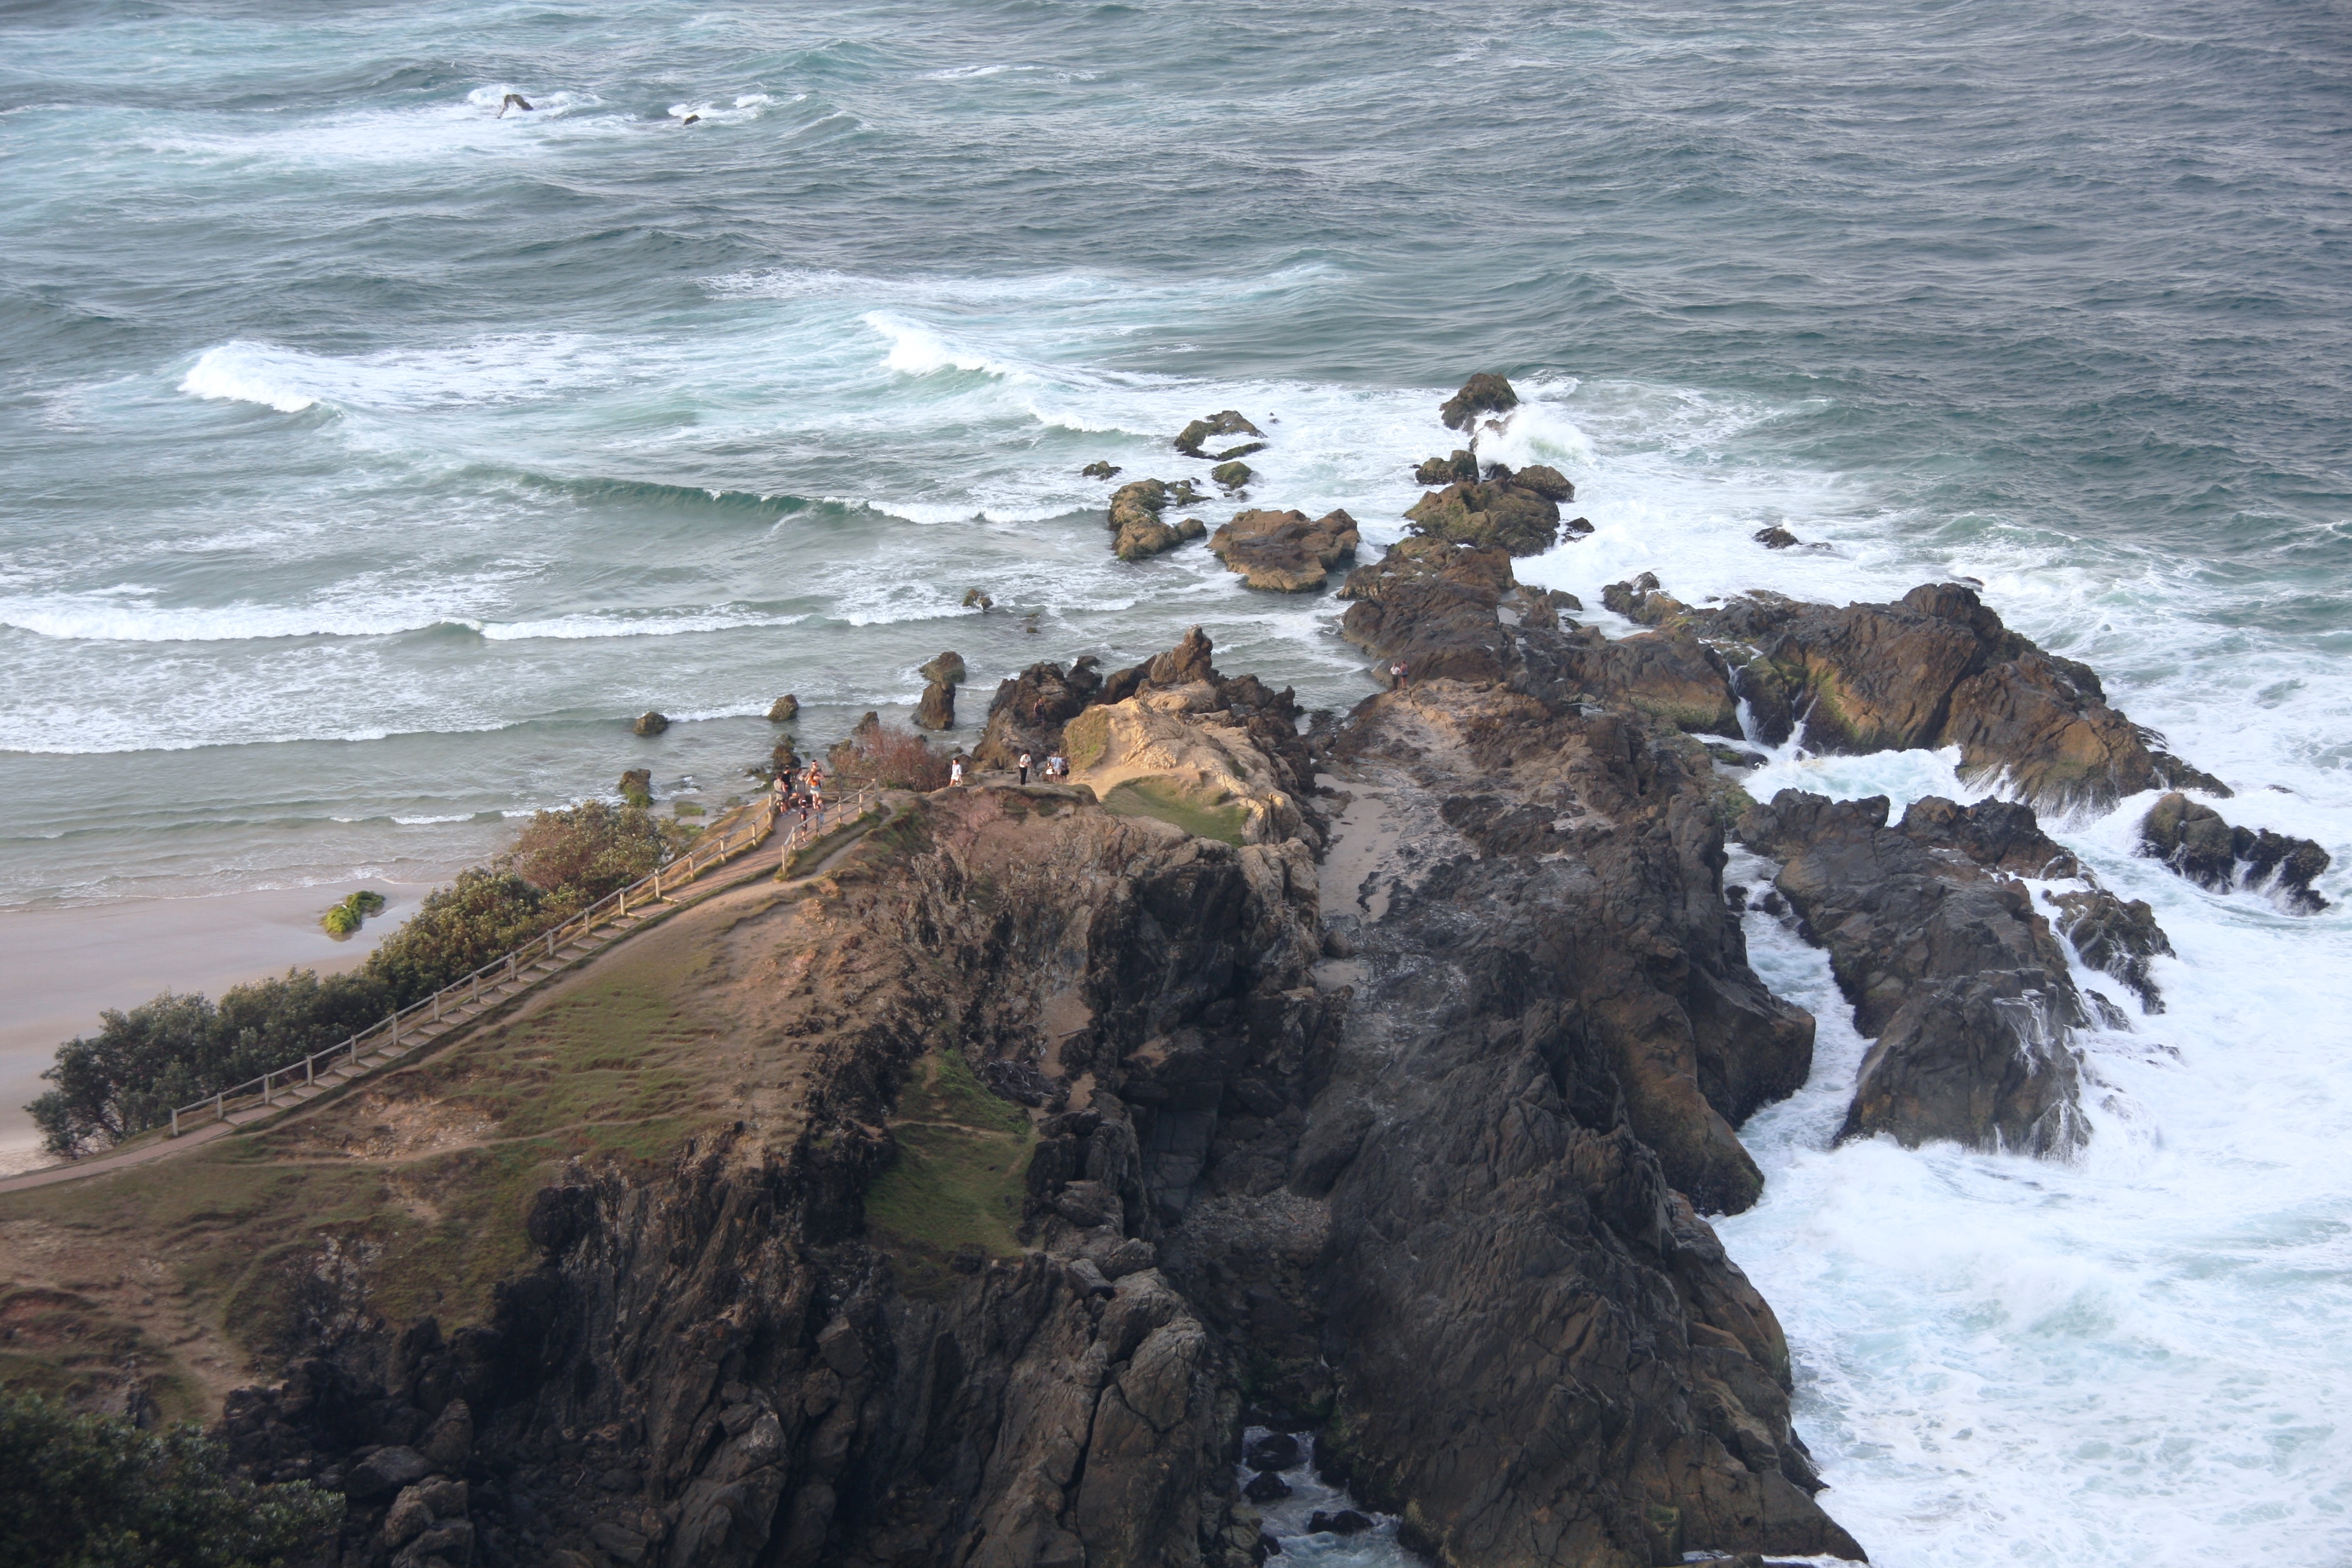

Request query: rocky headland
[{"left": 0, "top": 377, "right": 2262, "bottom": 1568}]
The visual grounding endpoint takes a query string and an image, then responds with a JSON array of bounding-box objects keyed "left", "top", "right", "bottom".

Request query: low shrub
[
  {"left": 829, "top": 719, "right": 951, "bottom": 792},
  {"left": 31, "top": 802, "right": 682, "bottom": 1155},
  {"left": 0, "top": 1389, "right": 342, "bottom": 1568}
]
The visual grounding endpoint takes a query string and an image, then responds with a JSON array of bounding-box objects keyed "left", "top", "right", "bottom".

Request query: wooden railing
[{"left": 163, "top": 785, "right": 878, "bottom": 1139}]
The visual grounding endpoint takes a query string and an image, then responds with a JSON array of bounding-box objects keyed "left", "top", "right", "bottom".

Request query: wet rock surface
[
  {"left": 1739, "top": 791, "right": 2090, "bottom": 1155},
  {"left": 1207, "top": 508, "right": 1361, "bottom": 592},
  {"left": 1687, "top": 582, "right": 2226, "bottom": 814},
  {"left": 1108, "top": 479, "right": 1206, "bottom": 561},
  {"left": 2140, "top": 791, "right": 2331, "bottom": 913}
]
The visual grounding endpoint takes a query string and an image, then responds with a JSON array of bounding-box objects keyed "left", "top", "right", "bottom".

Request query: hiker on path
[{"left": 1018, "top": 751, "right": 1032, "bottom": 785}]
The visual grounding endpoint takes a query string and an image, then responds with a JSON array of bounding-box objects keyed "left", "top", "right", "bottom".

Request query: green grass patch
[
  {"left": 1063, "top": 708, "right": 1110, "bottom": 773},
  {"left": 1102, "top": 777, "right": 1249, "bottom": 845},
  {"left": 863, "top": 1051, "right": 1033, "bottom": 1261}
]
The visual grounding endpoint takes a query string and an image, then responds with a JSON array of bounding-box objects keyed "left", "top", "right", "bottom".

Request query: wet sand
[{"left": 0, "top": 884, "right": 427, "bottom": 1169}]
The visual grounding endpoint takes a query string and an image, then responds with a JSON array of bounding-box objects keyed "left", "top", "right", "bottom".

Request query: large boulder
[
  {"left": 1438, "top": 372, "right": 1518, "bottom": 432},
  {"left": 766, "top": 693, "right": 799, "bottom": 723},
  {"left": 2140, "top": 791, "right": 2331, "bottom": 913},
  {"left": 915, "top": 681, "right": 956, "bottom": 731},
  {"left": 1739, "top": 789, "right": 2090, "bottom": 1155},
  {"left": 1208, "top": 508, "right": 1360, "bottom": 592}
]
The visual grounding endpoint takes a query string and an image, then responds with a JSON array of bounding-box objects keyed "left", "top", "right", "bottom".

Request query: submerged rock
[
  {"left": 1209, "top": 508, "right": 1360, "bottom": 592},
  {"left": 962, "top": 586, "right": 994, "bottom": 610},
  {"left": 1754, "top": 526, "right": 1801, "bottom": 550},
  {"left": 1210, "top": 459, "right": 1253, "bottom": 493},
  {"left": 2140, "top": 791, "right": 2331, "bottom": 912},
  {"left": 766, "top": 693, "right": 799, "bottom": 722},
  {"left": 631, "top": 710, "right": 669, "bottom": 736},
  {"left": 618, "top": 768, "right": 652, "bottom": 808},
  {"left": 1081, "top": 459, "right": 1121, "bottom": 479}
]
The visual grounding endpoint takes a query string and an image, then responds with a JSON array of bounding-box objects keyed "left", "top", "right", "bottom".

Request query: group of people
[
  {"left": 946, "top": 750, "right": 1069, "bottom": 788},
  {"left": 770, "top": 761, "right": 826, "bottom": 832}
]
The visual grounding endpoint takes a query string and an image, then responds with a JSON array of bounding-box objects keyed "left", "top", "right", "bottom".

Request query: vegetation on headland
[
  {"left": 0, "top": 1390, "right": 342, "bottom": 1568},
  {"left": 29, "top": 802, "right": 687, "bottom": 1158}
]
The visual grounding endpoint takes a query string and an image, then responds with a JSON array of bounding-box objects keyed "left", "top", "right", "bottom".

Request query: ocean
[{"left": 3, "top": 0, "right": 2347, "bottom": 1560}]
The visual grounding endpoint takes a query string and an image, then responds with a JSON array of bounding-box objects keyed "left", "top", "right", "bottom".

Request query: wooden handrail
[{"left": 164, "top": 791, "right": 841, "bottom": 1138}]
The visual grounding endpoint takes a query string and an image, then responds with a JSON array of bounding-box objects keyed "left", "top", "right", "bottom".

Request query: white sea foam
[
  {"left": 477, "top": 608, "right": 808, "bottom": 642},
  {"left": 0, "top": 592, "right": 459, "bottom": 643},
  {"left": 1714, "top": 725, "right": 2352, "bottom": 1566},
  {"left": 178, "top": 335, "right": 626, "bottom": 416}
]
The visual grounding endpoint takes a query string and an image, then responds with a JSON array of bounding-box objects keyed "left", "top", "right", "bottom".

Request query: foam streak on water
[{"left": 3, "top": 2, "right": 2350, "bottom": 1558}]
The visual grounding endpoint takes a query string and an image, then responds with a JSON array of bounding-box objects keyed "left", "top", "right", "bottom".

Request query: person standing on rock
[
  {"left": 1047, "top": 751, "right": 1065, "bottom": 779},
  {"left": 1390, "top": 660, "right": 1409, "bottom": 688},
  {"left": 1018, "top": 751, "right": 1032, "bottom": 785},
  {"left": 950, "top": 757, "right": 965, "bottom": 787},
  {"left": 770, "top": 769, "right": 789, "bottom": 815}
]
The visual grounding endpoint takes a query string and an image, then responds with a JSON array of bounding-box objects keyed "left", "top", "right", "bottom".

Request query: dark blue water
[{"left": 5, "top": 2, "right": 2350, "bottom": 1560}]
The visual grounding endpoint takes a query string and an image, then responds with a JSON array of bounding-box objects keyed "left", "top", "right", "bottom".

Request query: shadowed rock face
[
  {"left": 1739, "top": 790, "right": 2089, "bottom": 1155},
  {"left": 2140, "top": 791, "right": 2331, "bottom": 913},
  {"left": 1283, "top": 684, "right": 1849, "bottom": 1565}
]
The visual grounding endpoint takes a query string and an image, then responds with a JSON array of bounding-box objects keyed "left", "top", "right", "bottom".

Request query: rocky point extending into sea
[{"left": 1, "top": 377, "right": 2327, "bottom": 1568}]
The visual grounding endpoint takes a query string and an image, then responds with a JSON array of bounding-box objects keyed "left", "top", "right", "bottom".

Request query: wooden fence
[{"left": 166, "top": 783, "right": 877, "bottom": 1138}]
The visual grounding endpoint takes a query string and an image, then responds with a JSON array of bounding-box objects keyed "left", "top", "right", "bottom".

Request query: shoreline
[{"left": 0, "top": 882, "right": 430, "bottom": 1171}]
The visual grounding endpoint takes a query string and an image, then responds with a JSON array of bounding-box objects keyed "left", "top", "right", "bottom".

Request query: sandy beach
[{"left": 0, "top": 884, "right": 427, "bottom": 1171}]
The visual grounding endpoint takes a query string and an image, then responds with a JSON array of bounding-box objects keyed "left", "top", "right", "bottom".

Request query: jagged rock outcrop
[
  {"left": 1688, "top": 583, "right": 2226, "bottom": 815},
  {"left": 1207, "top": 509, "right": 1360, "bottom": 592},
  {"left": 1272, "top": 689, "right": 1848, "bottom": 1564},
  {"left": 1739, "top": 791, "right": 2088, "bottom": 1154},
  {"left": 2140, "top": 791, "right": 2331, "bottom": 913}
]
